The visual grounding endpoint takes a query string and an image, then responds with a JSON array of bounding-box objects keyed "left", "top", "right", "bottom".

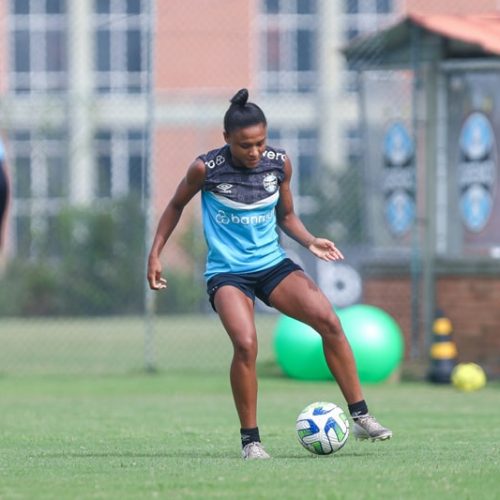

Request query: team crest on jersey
[
  {"left": 263, "top": 173, "right": 278, "bottom": 193},
  {"left": 216, "top": 183, "right": 233, "bottom": 194}
]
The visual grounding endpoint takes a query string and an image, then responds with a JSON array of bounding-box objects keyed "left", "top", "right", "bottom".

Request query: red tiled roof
[{"left": 408, "top": 12, "right": 500, "bottom": 55}]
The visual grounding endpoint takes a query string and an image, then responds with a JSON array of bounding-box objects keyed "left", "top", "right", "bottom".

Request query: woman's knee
[
  {"left": 231, "top": 331, "right": 258, "bottom": 363},
  {"left": 312, "top": 311, "right": 344, "bottom": 340}
]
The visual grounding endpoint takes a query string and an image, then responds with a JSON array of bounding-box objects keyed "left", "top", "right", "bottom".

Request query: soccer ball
[
  {"left": 296, "top": 401, "right": 349, "bottom": 455},
  {"left": 451, "top": 363, "right": 487, "bottom": 392}
]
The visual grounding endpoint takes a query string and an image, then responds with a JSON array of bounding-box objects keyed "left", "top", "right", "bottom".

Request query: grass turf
[
  {"left": 1, "top": 315, "right": 499, "bottom": 498},
  {"left": 1, "top": 373, "right": 499, "bottom": 498}
]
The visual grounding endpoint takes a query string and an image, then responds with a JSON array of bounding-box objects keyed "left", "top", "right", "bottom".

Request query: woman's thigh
[
  {"left": 269, "top": 270, "right": 338, "bottom": 329},
  {"left": 214, "top": 285, "right": 258, "bottom": 347}
]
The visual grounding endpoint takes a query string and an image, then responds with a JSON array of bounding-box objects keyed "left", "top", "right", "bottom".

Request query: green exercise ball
[
  {"left": 273, "top": 305, "right": 404, "bottom": 383},
  {"left": 273, "top": 314, "right": 332, "bottom": 380},
  {"left": 337, "top": 305, "right": 404, "bottom": 383}
]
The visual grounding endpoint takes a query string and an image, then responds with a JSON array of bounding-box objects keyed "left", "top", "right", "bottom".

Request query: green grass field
[{"left": 1, "top": 316, "right": 499, "bottom": 499}]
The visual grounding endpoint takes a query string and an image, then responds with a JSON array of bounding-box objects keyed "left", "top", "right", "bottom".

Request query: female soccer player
[{"left": 147, "top": 89, "right": 392, "bottom": 460}]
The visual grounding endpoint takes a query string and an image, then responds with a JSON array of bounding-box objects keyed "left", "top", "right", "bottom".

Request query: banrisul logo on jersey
[
  {"left": 215, "top": 209, "right": 273, "bottom": 226},
  {"left": 382, "top": 122, "right": 416, "bottom": 237},
  {"left": 458, "top": 112, "right": 497, "bottom": 233}
]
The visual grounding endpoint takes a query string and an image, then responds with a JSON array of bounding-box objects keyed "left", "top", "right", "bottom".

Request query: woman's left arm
[{"left": 276, "top": 157, "right": 344, "bottom": 262}]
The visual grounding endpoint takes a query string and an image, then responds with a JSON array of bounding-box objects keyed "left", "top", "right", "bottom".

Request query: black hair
[{"left": 223, "top": 88, "right": 267, "bottom": 133}]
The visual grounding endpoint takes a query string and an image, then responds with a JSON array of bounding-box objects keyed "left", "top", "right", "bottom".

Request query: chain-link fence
[{"left": 1, "top": 0, "right": 500, "bottom": 376}]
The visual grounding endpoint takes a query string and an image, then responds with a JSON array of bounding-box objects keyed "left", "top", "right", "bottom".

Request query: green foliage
[
  {"left": 0, "top": 259, "right": 62, "bottom": 315},
  {"left": 154, "top": 220, "right": 207, "bottom": 314},
  {"left": 155, "top": 271, "right": 206, "bottom": 314},
  {"left": 0, "top": 197, "right": 146, "bottom": 316},
  {"left": 54, "top": 197, "right": 146, "bottom": 315},
  {"left": 0, "top": 198, "right": 209, "bottom": 316}
]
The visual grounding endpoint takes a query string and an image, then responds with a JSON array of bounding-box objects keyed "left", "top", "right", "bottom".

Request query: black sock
[
  {"left": 348, "top": 400, "right": 369, "bottom": 419},
  {"left": 240, "top": 427, "right": 260, "bottom": 447}
]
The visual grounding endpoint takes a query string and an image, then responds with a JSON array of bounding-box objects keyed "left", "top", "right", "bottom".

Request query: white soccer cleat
[
  {"left": 241, "top": 441, "right": 271, "bottom": 460},
  {"left": 352, "top": 414, "right": 392, "bottom": 441}
]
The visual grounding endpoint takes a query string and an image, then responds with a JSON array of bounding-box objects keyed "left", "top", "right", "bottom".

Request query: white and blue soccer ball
[{"left": 296, "top": 401, "right": 350, "bottom": 455}]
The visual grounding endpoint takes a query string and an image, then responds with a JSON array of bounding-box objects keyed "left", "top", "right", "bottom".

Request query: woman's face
[{"left": 224, "top": 123, "right": 267, "bottom": 169}]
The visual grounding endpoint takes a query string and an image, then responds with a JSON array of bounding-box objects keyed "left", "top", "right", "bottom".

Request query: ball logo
[
  {"left": 458, "top": 112, "right": 497, "bottom": 232},
  {"left": 382, "top": 122, "right": 415, "bottom": 237},
  {"left": 263, "top": 173, "right": 278, "bottom": 193}
]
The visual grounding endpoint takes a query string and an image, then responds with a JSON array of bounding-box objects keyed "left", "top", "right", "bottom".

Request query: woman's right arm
[{"left": 147, "top": 159, "right": 206, "bottom": 290}]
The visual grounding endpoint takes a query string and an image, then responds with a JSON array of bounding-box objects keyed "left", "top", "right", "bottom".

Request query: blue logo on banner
[
  {"left": 385, "top": 190, "right": 416, "bottom": 236},
  {"left": 384, "top": 123, "right": 414, "bottom": 166},
  {"left": 460, "top": 113, "right": 493, "bottom": 161},
  {"left": 459, "top": 185, "right": 493, "bottom": 233},
  {"left": 382, "top": 122, "right": 415, "bottom": 237},
  {"left": 458, "top": 112, "right": 497, "bottom": 233}
]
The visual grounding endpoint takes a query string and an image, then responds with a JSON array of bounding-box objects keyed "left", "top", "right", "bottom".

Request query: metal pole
[
  {"left": 143, "top": 0, "right": 157, "bottom": 373},
  {"left": 357, "top": 69, "right": 371, "bottom": 249},
  {"left": 409, "top": 24, "right": 421, "bottom": 359},
  {"left": 422, "top": 56, "right": 439, "bottom": 355}
]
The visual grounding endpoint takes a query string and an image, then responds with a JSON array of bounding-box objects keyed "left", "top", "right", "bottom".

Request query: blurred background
[{"left": 1, "top": 0, "right": 499, "bottom": 377}]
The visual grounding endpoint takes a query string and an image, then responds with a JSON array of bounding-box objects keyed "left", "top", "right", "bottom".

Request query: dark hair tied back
[
  {"left": 224, "top": 88, "right": 267, "bottom": 133},
  {"left": 230, "top": 88, "right": 249, "bottom": 107}
]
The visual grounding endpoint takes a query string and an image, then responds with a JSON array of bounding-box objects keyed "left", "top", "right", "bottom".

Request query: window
[
  {"left": 297, "top": 0, "right": 316, "bottom": 14},
  {"left": 345, "top": 0, "right": 359, "bottom": 14},
  {"left": 342, "top": 0, "right": 397, "bottom": 92},
  {"left": 94, "top": 129, "right": 148, "bottom": 199},
  {"left": 264, "top": 0, "right": 280, "bottom": 13},
  {"left": 346, "top": 27, "right": 359, "bottom": 41},
  {"left": 376, "top": 0, "right": 392, "bottom": 14},
  {"left": 9, "top": 129, "right": 68, "bottom": 257},
  {"left": 8, "top": 0, "right": 67, "bottom": 94},
  {"left": 259, "top": 0, "right": 318, "bottom": 93},
  {"left": 93, "top": 0, "right": 150, "bottom": 94}
]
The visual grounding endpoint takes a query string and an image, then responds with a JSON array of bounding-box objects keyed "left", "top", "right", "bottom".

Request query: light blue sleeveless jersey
[{"left": 199, "top": 145, "right": 287, "bottom": 280}]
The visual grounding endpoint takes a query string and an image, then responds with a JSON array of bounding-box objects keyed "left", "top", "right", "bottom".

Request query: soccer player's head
[{"left": 223, "top": 89, "right": 267, "bottom": 169}]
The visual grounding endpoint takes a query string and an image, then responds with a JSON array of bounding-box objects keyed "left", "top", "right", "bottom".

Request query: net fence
[{"left": 1, "top": 0, "right": 499, "bottom": 375}]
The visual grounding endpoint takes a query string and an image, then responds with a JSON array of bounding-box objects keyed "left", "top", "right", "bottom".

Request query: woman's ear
[{"left": 223, "top": 131, "right": 230, "bottom": 144}]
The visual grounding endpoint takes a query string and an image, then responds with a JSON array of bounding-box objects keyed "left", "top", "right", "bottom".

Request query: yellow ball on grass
[{"left": 451, "top": 363, "right": 487, "bottom": 392}]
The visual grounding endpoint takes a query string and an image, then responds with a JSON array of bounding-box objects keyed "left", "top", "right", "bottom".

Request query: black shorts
[{"left": 207, "top": 258, "right": 303, "bottom": 312}]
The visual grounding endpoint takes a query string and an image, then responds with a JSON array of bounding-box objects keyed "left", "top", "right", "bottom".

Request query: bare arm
[
  {"left": 147, "top": 159, "right": 205, "bottom": 290},
  {"left": 276, "top": 157, "right": 344, "bottom": 262}
]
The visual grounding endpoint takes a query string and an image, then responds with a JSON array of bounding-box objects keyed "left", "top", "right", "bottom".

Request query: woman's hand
[
  {"left": 307, "top": 237, "right": 344, "bottom": 262},
  {"left": 147, "top": 255, "right": 167, "bottom": 290}
]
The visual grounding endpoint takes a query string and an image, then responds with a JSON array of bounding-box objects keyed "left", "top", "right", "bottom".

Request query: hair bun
[{"left": 230, "top": 88, "right": 249, "bottom": 106}]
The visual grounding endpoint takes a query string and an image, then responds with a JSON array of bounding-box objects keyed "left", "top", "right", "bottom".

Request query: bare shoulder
[{"left": 185, "top": 158, "right": 206, "bottom": 187}]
